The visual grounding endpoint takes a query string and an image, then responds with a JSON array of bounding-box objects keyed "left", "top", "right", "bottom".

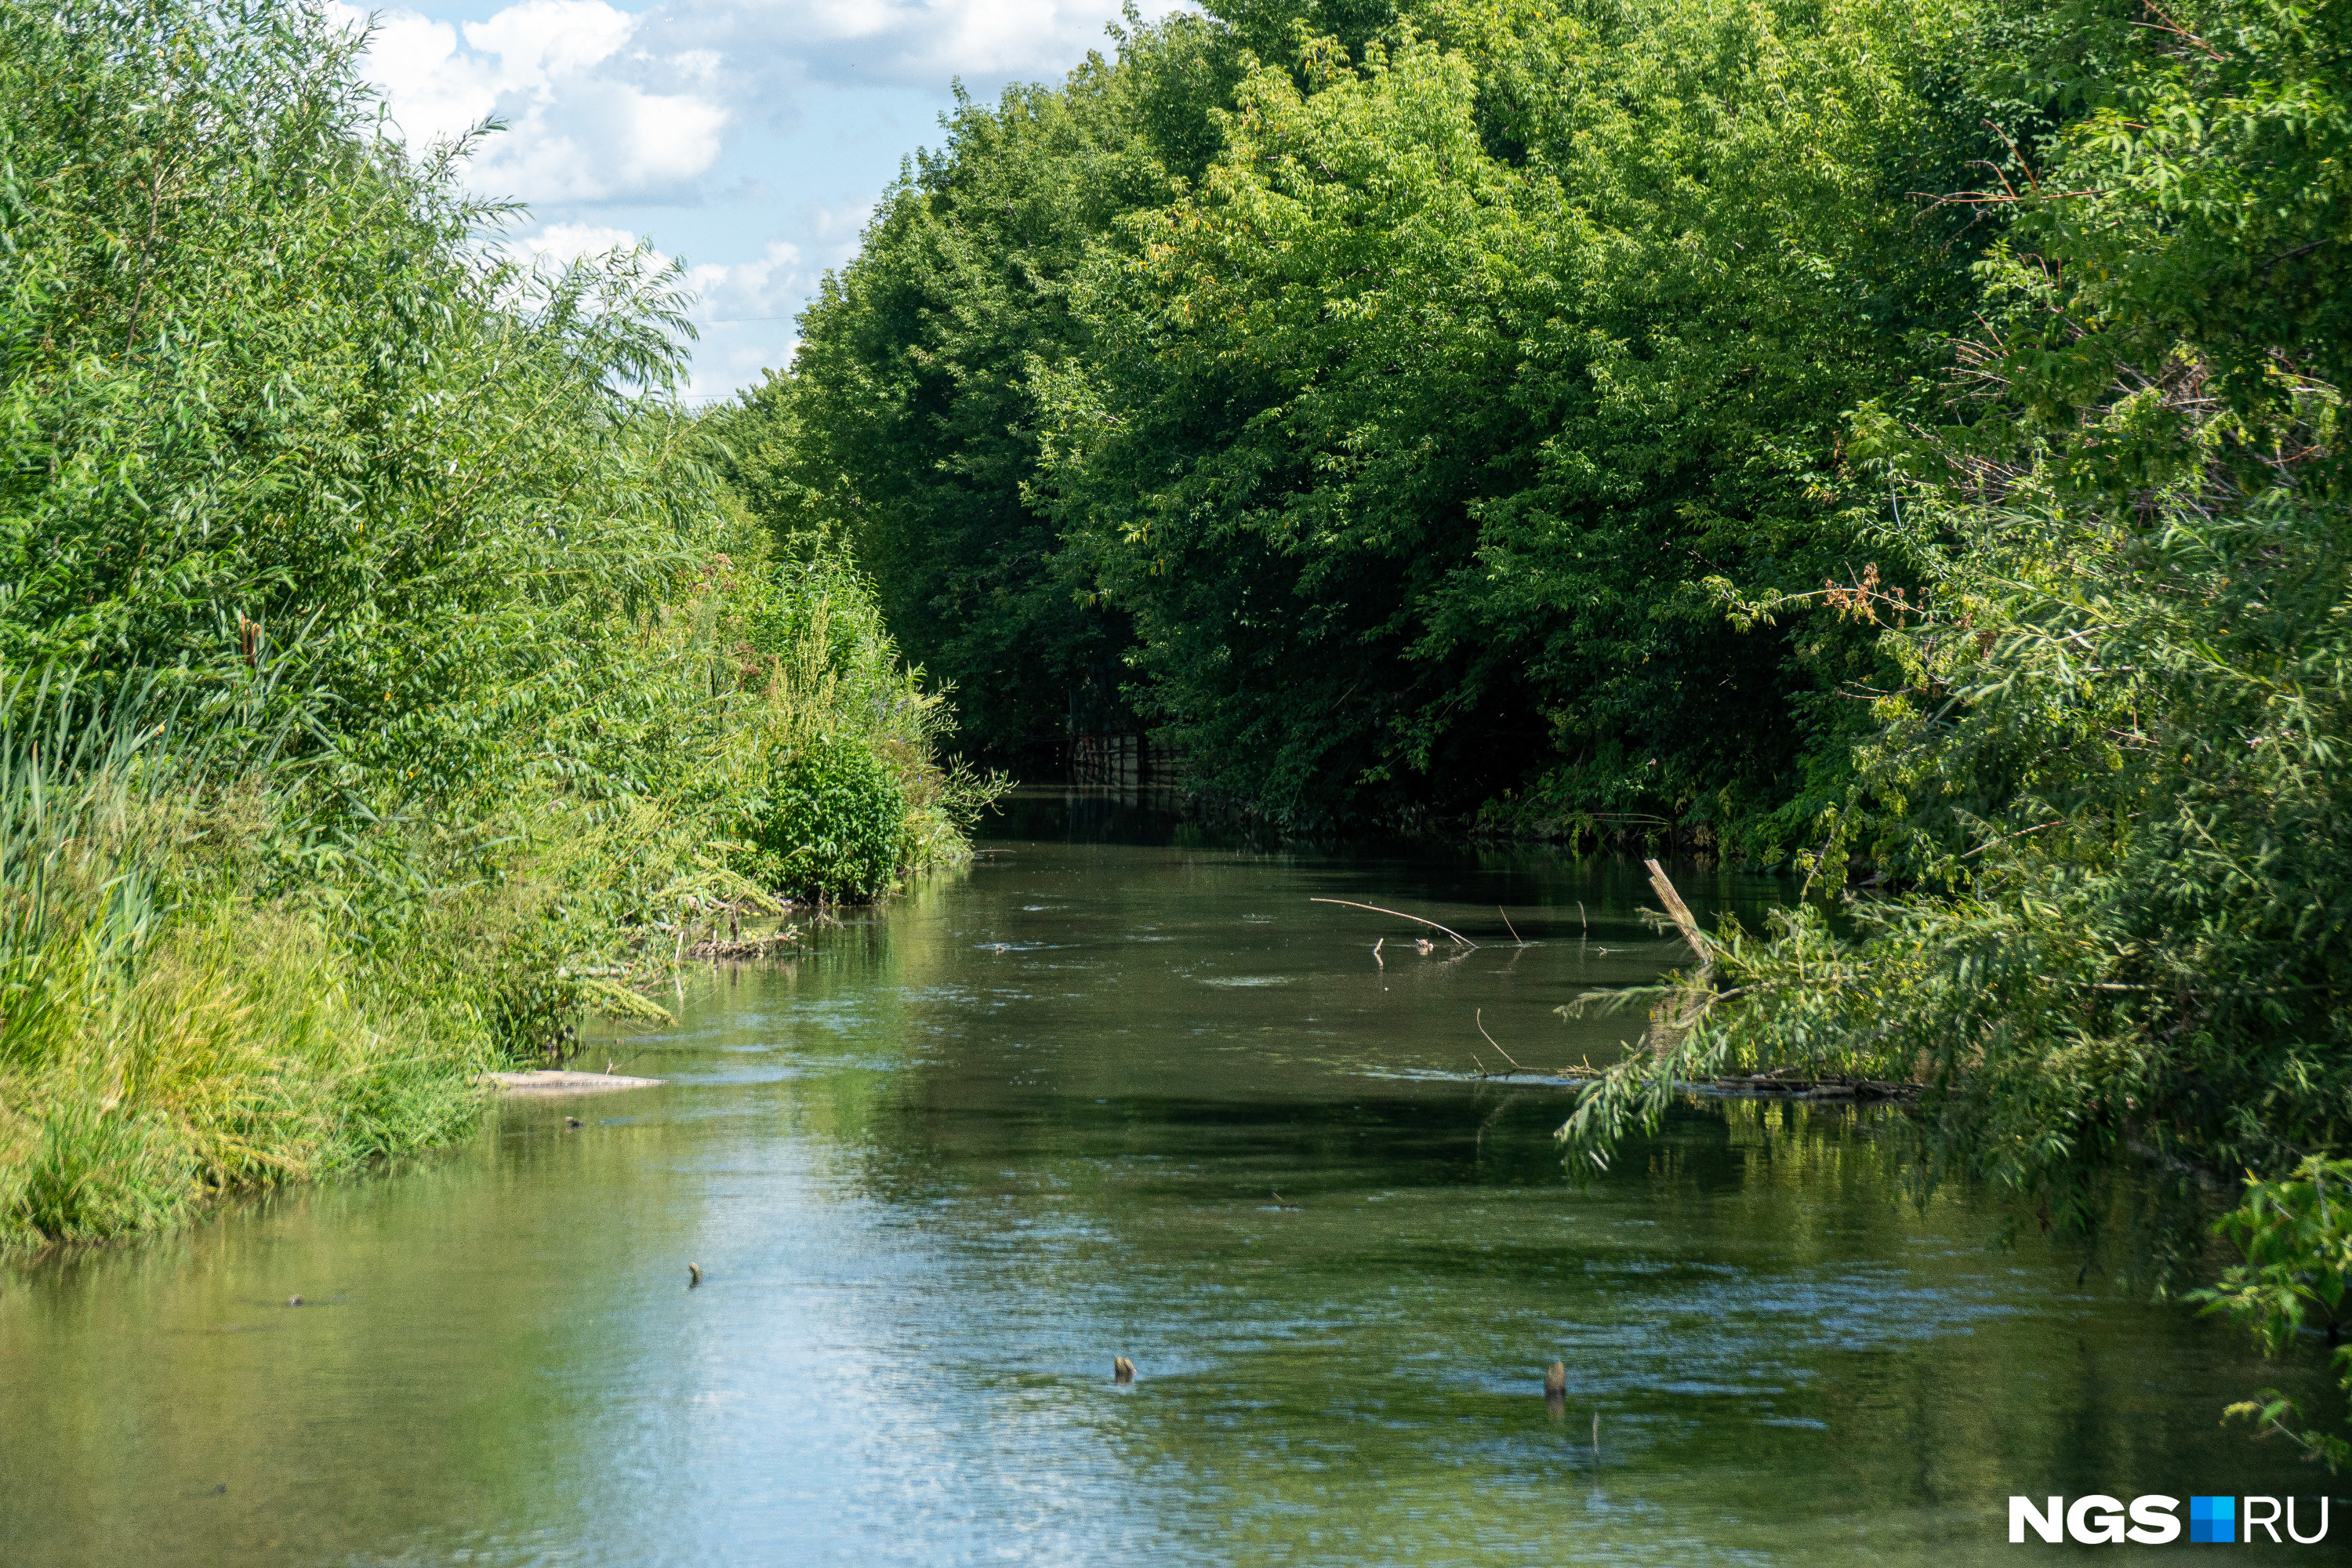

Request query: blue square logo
[{"left": 2189, "top": 1495, "right": 2235, "bottom": 1544}]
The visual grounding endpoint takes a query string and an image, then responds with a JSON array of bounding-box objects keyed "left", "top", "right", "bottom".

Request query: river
[{"left": 1, "top": 794, "right": 2337, "bottom": 1563}]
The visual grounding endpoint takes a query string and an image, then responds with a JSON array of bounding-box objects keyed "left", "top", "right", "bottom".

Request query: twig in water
[
  {"left": 1475, "top": 1007, "right": 1528, "bottom": 1072},
  {"left": 1577, "top": 900, "right": 1588, "bottom": 933},
  {"left": 1499, "top": 906, "right": 1526, "bottom": 946},
  {"left": 1372, "top": 937, "right": 1385, "bottom": 968},
  {"left": 1310, "top": 898, "right": 1479, "bottom": 949}
]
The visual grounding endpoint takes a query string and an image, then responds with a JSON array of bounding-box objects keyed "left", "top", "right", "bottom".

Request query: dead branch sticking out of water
[
  {"left": 1475, "top": 1007, "right": 1529, "bottom": 1072},
  {"left": 1631, "top": 861, "right": 1714, "bottom": 1058},
  {"left": 1309, "top": 898, "right": 1479, "bottom": 949},
  {"left": 1642, "top": 858, "right": 1708, "bottom": 967}
]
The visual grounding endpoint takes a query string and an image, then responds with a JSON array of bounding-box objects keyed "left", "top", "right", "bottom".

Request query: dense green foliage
[
  {"left": 1036, "top": 0, "right": 2003, "bottom": 835},
  {"left": 739, "top": 0, "right": 2350, "bottom": 1451},
  {"left": 768, "top": 0, "right": 2013, "bottom": 840},
  {"left": 1559, "top": 0, "right": 2350, "bottom": 1183},
  {"left": 0, "top": 0, "right": 986, "bottom": 1247},
  {"left": 742, "top": 732, "right": 909, "bottom": 901}
]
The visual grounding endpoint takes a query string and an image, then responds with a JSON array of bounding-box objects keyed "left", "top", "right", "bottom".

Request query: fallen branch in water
[
  {"left": 1472, "top": 1059, "right": 1918, "bottom": 1098},
  {"left": 1683, "top": 1069, "right": 1919, "bottom": 1102},
  {"left": 691, "top": 927, "right": 804, "bottom": 960},
  {"left": 1310, "top": 898, "right": 1479, "bottom": 949}
]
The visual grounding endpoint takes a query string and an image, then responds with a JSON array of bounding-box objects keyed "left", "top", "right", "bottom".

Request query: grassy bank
[{"left": 0, "top": 0, "right": 993, "bottom": 1250}]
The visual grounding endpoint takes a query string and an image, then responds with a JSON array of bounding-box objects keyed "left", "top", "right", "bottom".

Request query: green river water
[{"left": 2, "top": 793, "right": 2342, "bottom": 1564}]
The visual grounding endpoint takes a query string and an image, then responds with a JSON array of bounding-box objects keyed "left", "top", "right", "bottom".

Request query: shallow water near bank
[{"left": 2, "top": 797, "right": 2342, "bottom": 1564}]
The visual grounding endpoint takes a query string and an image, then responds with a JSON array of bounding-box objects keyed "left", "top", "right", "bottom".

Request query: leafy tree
[
  {"left": 1033, "top": 0, "right": 1996, "bottom": 836},
  {"left": 768, "top": 11, "right": 1245, "bottom": 760}
]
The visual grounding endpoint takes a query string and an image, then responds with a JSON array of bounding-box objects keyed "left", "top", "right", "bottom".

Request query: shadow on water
[{"left": 2, "top": 791, "right": 2342, "bottom": 1563}]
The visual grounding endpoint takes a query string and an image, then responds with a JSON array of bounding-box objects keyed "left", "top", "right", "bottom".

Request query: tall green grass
[{"left": 0, "top": 689, "right": 478, "bottom": 1245}]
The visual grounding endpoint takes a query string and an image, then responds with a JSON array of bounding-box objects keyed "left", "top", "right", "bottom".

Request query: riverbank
[{"left": 0, "top": 725, "right": 988, "bottom": 1254}]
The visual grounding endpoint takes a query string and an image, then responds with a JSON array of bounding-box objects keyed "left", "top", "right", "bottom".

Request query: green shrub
[
  {"left": 738, "top": 734, "right": 909, "bottom": 902},
  {"left": 2195, "top": 1157, "right": 2352, "bottom": 1471}
]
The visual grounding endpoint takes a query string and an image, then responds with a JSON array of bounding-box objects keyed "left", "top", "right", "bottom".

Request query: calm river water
[{"left": 2, "top": 794, "right": 2340, "bottom": 1564}]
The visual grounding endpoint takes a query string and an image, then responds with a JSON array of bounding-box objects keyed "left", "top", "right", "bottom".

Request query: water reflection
[{"left": 1, "top": 815, "right": 2339, "bottom": 1564}]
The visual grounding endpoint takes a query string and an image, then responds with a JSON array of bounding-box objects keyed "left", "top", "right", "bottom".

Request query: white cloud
[
  {"left": 660, "top": 0, "right": 1191, "bottom": 87},
  {"left": 514, "top": 220, "right": 651, "bottom": 267},
  {"left": 342, "top": 1, "right": 1196, "bottom": 398},
  {"left": 685, "top": 236, "right": 806, "bottom": 318},
  {"left": 463, "top": 0, "right": 638, "bottom": 83},
  {"left": 344, "top": 2, "right": 731, "bottom": 204}
]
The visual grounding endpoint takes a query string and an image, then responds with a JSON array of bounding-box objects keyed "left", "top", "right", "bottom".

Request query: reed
[{"left": 0, "top": 690, "right": 477, "bottom": 1246}]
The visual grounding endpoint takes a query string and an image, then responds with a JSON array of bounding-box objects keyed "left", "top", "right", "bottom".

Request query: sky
[{"left": 336, "top": 0, "right": 1192, "bottom": 405}]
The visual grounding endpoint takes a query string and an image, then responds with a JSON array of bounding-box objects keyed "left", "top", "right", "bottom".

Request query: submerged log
[{"left": 689, "top": 929, "right": 803, "bottom": 960}]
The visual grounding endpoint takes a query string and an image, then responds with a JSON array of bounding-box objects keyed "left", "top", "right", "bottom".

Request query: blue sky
[{"left": 338, "top": 0, "right": 1189, "bottom": 404}]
